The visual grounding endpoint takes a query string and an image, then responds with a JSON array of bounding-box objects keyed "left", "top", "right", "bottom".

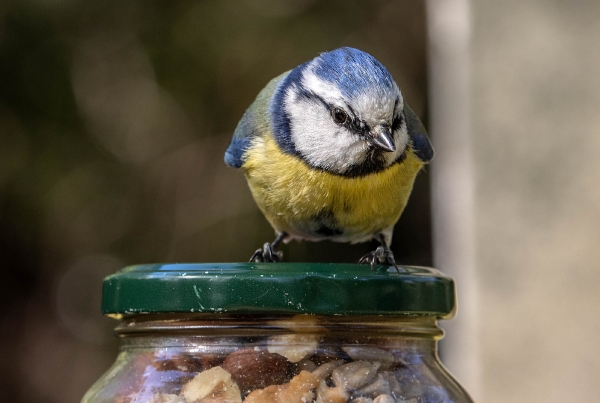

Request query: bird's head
[{"left": 271, "top": 47, "right": 409, "bottom": 177}]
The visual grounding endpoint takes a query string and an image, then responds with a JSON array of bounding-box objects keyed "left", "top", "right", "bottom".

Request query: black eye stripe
[
  {"left": 292, "top": 88, "right": 373, "bottom": 135},
  {"left": 392, "top": 113, "right": 403, "bottom": 132},
  {"left": 345, "top": 103, "right": 358, "bottom": 119},
  {"left": 392, "top": 98, "right": 403, "bottom": 132}
]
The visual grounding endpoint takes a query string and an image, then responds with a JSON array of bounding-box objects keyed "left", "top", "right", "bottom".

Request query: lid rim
[{"left": 101, "top": 263, "right": 456, "bottom": 318}]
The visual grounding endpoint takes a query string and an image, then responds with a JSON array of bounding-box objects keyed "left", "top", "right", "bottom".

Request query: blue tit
[{"left": 224, "top": 47, "right": 433, "bottom": 270}]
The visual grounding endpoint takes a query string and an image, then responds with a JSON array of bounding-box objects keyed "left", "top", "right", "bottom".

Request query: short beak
[{"left": 368, "top": 124, "right": 396, "bottom": 152}]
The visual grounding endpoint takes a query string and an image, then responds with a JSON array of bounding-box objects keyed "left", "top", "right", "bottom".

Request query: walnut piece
[
  {"left": 180, "top": 366, "right": 241, "bottom": 403},
  {"left": 243, "top": 370, "right": 319, "bottom": 403}
]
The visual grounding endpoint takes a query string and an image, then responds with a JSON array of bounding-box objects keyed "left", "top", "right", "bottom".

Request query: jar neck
[{"left": 114, "top": 313, "right": 444, "bottom": 340}]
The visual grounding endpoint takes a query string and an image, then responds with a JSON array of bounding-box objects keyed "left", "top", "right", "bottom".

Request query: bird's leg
[
  {"left": 358, "top": 234, "right": 405, "bottom": 273},
  {"left": 249, "top": 232, "right": 287, "bottom": 263}
]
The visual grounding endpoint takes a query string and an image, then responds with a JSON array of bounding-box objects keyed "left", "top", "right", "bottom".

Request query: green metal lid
[{"left": 102, "top": 263, "right": 456, "bottom": 318}]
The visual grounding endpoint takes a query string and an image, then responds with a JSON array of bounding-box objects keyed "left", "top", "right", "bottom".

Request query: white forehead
[{"left": 300, "top": 61, "right": 403, "bottom": 123}]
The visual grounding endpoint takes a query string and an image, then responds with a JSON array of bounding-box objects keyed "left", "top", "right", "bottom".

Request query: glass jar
[{"left": 82, "top": 263, "right": 473, "bottom": 403}]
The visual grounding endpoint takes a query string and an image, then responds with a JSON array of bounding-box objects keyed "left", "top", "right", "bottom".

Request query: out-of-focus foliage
[{"left": 0, "top": 1, "right": 429, "bottom": 402}]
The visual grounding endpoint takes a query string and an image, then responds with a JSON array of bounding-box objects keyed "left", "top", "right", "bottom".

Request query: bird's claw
[
  {"left": 359, "top": 246, "right": 404, "bottom": 273},
  {"left": 250, "top": 242, "right": 283, "bottom": 263}
]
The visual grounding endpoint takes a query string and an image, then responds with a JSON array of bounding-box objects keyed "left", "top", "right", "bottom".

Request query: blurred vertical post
[{"left": 426, "top": 0, "right": 480, "bottom": 399}]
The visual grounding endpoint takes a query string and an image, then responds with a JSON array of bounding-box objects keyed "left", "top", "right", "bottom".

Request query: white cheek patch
[
  {"left": 285, "top": 88, "right": 368, "bottom": 173},
  {"left": 285, "top": 65, "right": 409, "bottom": 173}
]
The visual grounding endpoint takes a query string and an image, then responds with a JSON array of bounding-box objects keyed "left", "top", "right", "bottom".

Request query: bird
[{"left": 224, "top": 47, "right": 433, "bottom": 271}]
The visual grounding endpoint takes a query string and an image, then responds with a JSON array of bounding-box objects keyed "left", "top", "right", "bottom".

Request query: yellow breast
[{"left": 242, "top": 135, "right": 424, "bottom": 243}]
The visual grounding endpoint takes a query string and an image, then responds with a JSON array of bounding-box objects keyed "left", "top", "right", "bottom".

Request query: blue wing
[
  {"left": 224, "top": 109, "right": 255, "bottom": 168},
  {"left": 404, "top": 103, "right": 434, "bottom": 163},
  {"left": 224, "top": 73, "right": 288, "bottom": 169}
]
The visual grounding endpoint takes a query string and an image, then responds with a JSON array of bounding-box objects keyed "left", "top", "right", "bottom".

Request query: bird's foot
[
  {"left": 249, "top": 243, "right": 283, "bottom": 262},
  {"left": 359, "top": 246, "right": 404, "bottom": 273},
  {"left": 249, "top": 232, "right": 287, "bottom": 263}
]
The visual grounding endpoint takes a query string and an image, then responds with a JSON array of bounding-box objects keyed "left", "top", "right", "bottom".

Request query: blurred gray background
[{"left": 1, "top": 0, "right": 599, "bottom": 402}]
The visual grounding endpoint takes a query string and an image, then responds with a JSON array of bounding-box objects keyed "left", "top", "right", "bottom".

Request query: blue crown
[{"left": 312, "top": 47, "right": 396, "bottom": 99}]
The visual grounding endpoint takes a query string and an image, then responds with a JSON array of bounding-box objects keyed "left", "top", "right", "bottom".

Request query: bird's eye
[{"left": 331, "top": 108, "right": 349, "bottom": 125}]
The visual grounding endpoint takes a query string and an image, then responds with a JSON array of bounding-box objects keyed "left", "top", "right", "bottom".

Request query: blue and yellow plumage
[{"left": 225, "top": 47, "right": 433, "bottom": 268}]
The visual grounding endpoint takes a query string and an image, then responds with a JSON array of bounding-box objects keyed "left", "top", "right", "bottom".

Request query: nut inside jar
[{"left": 107, "top": 315, "right": 456, "bottom": 403}]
